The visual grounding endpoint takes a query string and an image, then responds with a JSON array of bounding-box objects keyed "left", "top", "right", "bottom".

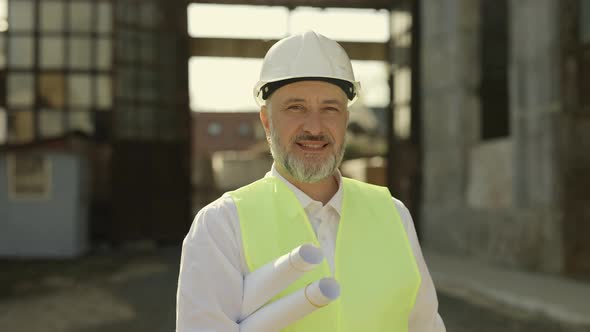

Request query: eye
[
  {"left": 323, "top": 106, "right": 341, "bottom": 113},
  {"left": 287, "top": 104, "right": 305, "bottom": 111}
]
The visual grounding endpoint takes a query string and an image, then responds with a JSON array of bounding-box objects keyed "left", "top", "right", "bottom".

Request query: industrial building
[{"left": 0, "top": 0, "right": 588, "bottom": 283}]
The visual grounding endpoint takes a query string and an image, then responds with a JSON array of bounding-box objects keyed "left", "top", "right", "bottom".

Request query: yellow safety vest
[{"left": 229, "top": 176, "right": 421, "bottom": 332}]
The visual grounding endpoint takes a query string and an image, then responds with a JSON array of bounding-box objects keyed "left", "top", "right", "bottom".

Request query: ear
[
  {"left": 260, "top": 105, "right": 271, "bottom": 136},
  {"left": 345, "top": 109, "right": 350, "bottom": 127}
]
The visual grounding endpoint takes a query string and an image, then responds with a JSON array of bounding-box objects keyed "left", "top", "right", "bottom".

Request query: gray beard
[{"left": 268, "top": 122, "right": 345, "bottom": 183}]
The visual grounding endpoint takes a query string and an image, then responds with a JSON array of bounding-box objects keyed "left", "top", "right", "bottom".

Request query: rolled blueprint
[
  {"left": 240, "top": 277, "right": 341, "bottom": 332},
  {"left": 240, "top": 243, "right": 324, "bottom": 320}
]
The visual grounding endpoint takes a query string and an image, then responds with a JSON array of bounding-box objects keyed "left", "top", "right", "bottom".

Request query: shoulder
[
  {"left": 342, "top": 176, "right": 413, "bottom": 230},
  {"left": 342, "top": 177, "right": 409, "bottom": 209},
  {"left": 183, "top": 193, "right": 248, "bottom": 274},
  {"left": 184, "top": 193, "right": 241, "bottom": 246},
  {"left": 341, "top": 177, "right": 391, "bottom": 198},
  {"left": 391, "top": 197, "right": 411, "bottom": 217},
  {"left": 195, "top": 194, "right": 237, "bottom": 222},
  {"left": 389, "top": 196, "right": 416, "bottom": 238},
  {"left": 341, "top": 177, "right": 413, "bottom": 227}
]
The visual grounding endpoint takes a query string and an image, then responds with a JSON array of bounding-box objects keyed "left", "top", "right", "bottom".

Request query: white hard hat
[{"left": 253, "top": 30, "right": 361, "bottom": 107}]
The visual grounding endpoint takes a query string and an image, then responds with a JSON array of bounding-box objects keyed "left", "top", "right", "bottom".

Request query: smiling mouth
[{"left": 295, "top": 141, "right": 329, "bottom": 151}]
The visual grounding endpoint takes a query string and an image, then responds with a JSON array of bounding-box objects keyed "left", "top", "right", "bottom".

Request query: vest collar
[{"left": 265, "top": 163, "right": 344, "bottom": 218}]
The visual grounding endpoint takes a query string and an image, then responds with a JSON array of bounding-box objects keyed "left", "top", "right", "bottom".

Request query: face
[{"left": 260, "top": 81, "right": 349, "bottom": 183}]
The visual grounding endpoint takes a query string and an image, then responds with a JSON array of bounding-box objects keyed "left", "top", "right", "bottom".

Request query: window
[
  {"left": 2, "top": 0, "right": 115, "bottom": 144},
  {"left": 238, "top": 122, "right": 251, "bottom": 137},
  {"left": 40, "top": 1, "right": 65, "bottom": 32},
  {"left": 113, "top": 0, "right": 182, "bottom": 141},
  {"left": 8, "top": 1, "right": 34, "bottom": 32},
  {"left": 40, "top": 36, "right": 65, "bottom": 68},
  {"left": 39, "top": 73, "right": 65, "bottom": 109},
  {"left": 68, "top": 1, "right": 92, "bottom": 32},
  {"left": 69, "top": 38, "right": 92, "bottom": 69},
  {"left": 8, "top": 36, "right": 34, "bottom": 68},
  {"left": 68, "top": 74, "right": 92, "bottom": 108},
  {"left": 7, "top": 74, "right": 34, "bottom": 107},
  {"left": 207, "top": 122, "right": 222, "bottom": 136},
  {"left": 39, "top": 111, "right": 63, "bottom": 138}
]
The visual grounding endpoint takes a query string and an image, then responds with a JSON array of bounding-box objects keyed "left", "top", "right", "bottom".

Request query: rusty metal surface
[{"left": 560, "top": 0, "right": 590, "bottom": 277}]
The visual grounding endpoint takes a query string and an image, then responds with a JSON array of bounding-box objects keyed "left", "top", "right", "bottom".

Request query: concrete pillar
[
  {"left": 509, "top": 0, "right": 563, "bottom": 272},
  {"left": 420, "top": 0, "right": 481, "bottom": 252}
]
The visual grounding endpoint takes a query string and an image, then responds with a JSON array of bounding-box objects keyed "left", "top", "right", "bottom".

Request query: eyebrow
[
  {"left": 282, "top": 98, "right": 306, "bottom": 105},
  {"left": 321, "top": 99, "right": 345, "bottom": 107},
  {"left": 282, "top": 98, "right": 345, "bottom": 107}
]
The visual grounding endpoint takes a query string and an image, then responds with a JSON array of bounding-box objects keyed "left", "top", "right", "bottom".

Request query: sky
[{"left": 187, "top": 4, "right": 392, "bottom": 112}]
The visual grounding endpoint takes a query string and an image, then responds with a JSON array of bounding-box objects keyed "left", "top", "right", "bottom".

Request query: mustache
[{"left": 293, "top": 134, "right": 334, "bottom": 144}]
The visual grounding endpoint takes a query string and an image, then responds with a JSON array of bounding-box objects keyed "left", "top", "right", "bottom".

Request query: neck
[{"left": 275, "top": 164, "right": 338, "bottom": 205}]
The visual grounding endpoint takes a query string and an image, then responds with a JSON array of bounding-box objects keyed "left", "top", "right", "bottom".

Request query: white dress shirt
[{"left": 176, "top": 165, "right": 446, "bottom": 332}]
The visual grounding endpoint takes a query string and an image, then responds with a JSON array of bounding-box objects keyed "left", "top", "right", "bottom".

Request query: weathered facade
[
  {"left": 420, "top": 0, "right": 590, "bottom": 277},
  {"left": 0, "top": 0, "right": 193, "bottom": 244},
  {"left": 2, "top": 0, "right": 587, "bottom": 270}
]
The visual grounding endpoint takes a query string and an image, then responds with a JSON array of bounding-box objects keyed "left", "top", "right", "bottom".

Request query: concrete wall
[
  {"left": 0, "top": 152, "right": 89, "bottom": 257},
  {"left": 467, "top": 139, "right": 513, "bottom": 209},
  {"left": 420, "top": 0, "right": 564, "bottom": 273}
]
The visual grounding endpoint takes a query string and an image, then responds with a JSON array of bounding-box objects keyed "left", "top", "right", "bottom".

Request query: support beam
[
  {"left": 191, "top": 0, "right": 396, "bottom": 9},
  {"left": 190, "top": 37, "right": 389, "bottom": 61}
]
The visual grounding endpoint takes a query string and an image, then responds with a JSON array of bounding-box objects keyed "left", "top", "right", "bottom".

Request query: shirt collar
[{"left": 265, "top": 163, "right": 343, "bottom": 215}]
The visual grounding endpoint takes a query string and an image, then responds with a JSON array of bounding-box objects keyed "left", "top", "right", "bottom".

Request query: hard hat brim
[
  {"left": 254, "top": 77, "right": 361, "bottom": 107},
  {"left": 261, "top": 77, "right": 356, "bottom": 100}
]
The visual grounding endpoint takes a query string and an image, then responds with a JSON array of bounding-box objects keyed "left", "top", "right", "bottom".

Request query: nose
[{"left": 301, "top": 110, "right": 324, "bottom": 135}]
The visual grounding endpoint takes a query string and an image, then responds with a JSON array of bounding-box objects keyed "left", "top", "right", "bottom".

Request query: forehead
[{"left": 269, "top": 81, "right": 348, "bottom": 105}]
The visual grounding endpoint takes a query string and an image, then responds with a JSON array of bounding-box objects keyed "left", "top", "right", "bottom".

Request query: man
[{"left": 176, "top": 31, "right": 446, "bottom": 332}]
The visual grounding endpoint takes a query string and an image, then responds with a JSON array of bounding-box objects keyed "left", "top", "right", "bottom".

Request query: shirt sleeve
[
  {"left": 176, "top": 197, "right": 244, "bottom": 332},
  {"left": 393, "top": 199, "right": 447, "bottom": 332}
]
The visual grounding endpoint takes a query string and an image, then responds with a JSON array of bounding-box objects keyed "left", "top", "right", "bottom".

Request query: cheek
[
  {"left": 276, "top": 121, "right": 302, "bottom": 140},
  {"left": 273, "top": 123, "right": 298, "bottom": 145}
]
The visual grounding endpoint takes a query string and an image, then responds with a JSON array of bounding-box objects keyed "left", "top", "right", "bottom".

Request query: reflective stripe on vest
[{"left": 229, "top": 176, "right": 421, "bottom": 332}]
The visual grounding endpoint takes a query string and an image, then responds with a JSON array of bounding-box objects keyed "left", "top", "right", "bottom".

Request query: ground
[{"left": 0, "top": 245, "right": 577, "bottom": 332}]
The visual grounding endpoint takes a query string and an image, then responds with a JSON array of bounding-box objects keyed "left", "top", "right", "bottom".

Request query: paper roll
[
  {"left": 239, "top": 278, "right": 340, "bottom": 332},
  {"left": 240, "top": 243, "right": 324, "bottom": 321}
]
